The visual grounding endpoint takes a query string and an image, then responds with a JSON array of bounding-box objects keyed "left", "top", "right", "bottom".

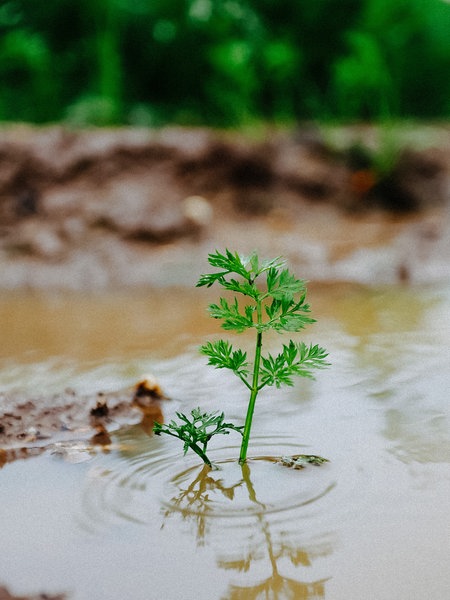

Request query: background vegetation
[{"left": 0, "top": 0, "right": 449, "bottom": 126}]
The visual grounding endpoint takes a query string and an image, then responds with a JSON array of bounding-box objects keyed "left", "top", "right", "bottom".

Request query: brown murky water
[{"left": 0, "top": 283, "right": 449, "bottom": 600}]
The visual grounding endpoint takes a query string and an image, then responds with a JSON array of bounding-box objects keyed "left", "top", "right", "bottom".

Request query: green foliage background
[{"left": 1, "top": 0, "right": 449, "bottom": 126}]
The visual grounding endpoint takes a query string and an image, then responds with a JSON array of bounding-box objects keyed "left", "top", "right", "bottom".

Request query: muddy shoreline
[
  {"left": 0, "top": 377, "right": 168, "bottom": 464},
  {"left": 0, "top": 585, "right": 66, "bottom": 600},
  {"left": 0, "top": 124, "right": 449, "bottom": 289}
]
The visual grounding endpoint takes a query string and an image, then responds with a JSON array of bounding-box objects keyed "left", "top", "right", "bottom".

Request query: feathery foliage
[
  {"left": 155, "top": 250, "right": 329, "bottom": 466},
  {"left": 154, "top": 408, "right": 243, "bottom": 468}
]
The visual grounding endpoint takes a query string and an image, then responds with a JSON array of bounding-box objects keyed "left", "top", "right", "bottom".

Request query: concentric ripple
[
  {"left": 160, "top": 434, "right": 338, "bottom": 519},
  {"left": 76, "top": 428, "right": 177, "bottom": 532},
  {"left": 76, "top": 430, "right": 346, "bottom": 535}
]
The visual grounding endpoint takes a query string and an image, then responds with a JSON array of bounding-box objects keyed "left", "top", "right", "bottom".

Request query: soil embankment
[{"left": 0, "top": 124, "right": 449, "bottom": 288}]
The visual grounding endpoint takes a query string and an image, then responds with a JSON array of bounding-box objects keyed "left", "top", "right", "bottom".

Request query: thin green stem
[
  {"left": 237, "top": 372, "right": 252, "bottom": 390},
  {"left": 239, "top": 300, "right": 263, "bottom": 464},
  {"left": 189, "top": 442, "right": 212, "bottom": 467}
]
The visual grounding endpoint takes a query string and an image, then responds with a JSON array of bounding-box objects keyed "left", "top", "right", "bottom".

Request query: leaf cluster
[
  {"left": 197, "top": 249, "right": 316, "bottom": 335},
  {"left": 201, "top": 338, "right": 329, "bottom": 390},
  {"left": 197, "top": 249, "right": 284, "bottom": 292},
  {"left": 208, "top": 297, "right": 255, "bottom": 333},
  {"left": 260, "top": 341, "right": 330, "bottom": 388},
  {"left": 154, "top": 408, "right": 243, "bottom": 466},
  {"left": 200, "top": 340, "right": 250, "bottom": 386},
  {"left": 197, "top": 250, "right": 329, "bottom": 391}
]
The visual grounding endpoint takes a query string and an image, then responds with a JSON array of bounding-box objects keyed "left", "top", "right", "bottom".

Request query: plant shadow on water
[{"left": 162, "top": 456, "right": 333, "bottom": 599}]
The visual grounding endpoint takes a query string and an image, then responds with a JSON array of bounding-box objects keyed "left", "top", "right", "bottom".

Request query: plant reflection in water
[{"left": 164, "top": 461, "right": 329, "bottom": 599}]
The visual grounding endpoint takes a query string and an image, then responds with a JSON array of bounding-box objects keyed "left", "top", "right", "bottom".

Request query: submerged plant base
[
  {"left": 163, "top": 453, "right": 335, "bottom": 520},
  {"left": 277, "top": 454, "right": 329, "bottom": 469}
]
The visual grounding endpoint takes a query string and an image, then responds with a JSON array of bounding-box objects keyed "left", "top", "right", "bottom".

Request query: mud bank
[
  {"left": 0, "top": 377, "right": 168, "bottom": 465},
  {"left": 0, "top": 585, "right": 66, "bottom": 600},
  {"left": 0, "top": 125, "right": 449, "bottom": 288}
]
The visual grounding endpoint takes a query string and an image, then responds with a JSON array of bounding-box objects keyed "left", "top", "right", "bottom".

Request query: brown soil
[
  {"left": 0, "top": 377, "right": 168, "bottom": 467},
  {"left": 0, "top": 124, "right": 449, "bottom": 289},
  {"left": 0, "top": 586, "right": 66, "bottom": 600}
]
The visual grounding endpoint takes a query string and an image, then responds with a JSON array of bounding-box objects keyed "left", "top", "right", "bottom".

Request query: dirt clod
[{"left": 0, "top": 376, "right": 168, "bottom": 467}]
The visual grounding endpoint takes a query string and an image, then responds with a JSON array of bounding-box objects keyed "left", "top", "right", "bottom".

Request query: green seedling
[
  {"left": 154, "top": 249, "right": 329, "bottom": 466},
  {"left": 153, "top": 408, "right": 243, "bottom": 468}
]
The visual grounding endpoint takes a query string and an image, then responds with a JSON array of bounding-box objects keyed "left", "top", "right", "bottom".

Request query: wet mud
[
  {"left": 0, "top": 377, "right": 168, "bottom": 467},
  {"left": 0, "top": 585, "right": 66, "bottom": 600}
]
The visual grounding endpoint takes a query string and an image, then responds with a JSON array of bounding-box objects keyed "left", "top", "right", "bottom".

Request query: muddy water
[{"left": 0, "top": 283, "right": 449, "bottom": 600}]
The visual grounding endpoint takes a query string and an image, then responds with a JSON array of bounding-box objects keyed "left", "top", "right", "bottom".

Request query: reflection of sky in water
[{"left": 0, "top": 282, "right": 449, "bottom": 599}]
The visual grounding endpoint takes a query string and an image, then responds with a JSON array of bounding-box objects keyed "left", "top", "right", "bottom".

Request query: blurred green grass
[{"left": 0, "top": 0, "right": 449, "bottom": 126}]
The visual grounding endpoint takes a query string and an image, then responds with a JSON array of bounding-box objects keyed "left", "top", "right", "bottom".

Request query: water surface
[{"left": 0, "top": 283, "right": 449, "bottom": 599}]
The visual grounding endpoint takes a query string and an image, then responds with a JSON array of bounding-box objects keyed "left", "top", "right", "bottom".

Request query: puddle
[{"left": 0, "top": 283, "right": 449, "bottom": 599}]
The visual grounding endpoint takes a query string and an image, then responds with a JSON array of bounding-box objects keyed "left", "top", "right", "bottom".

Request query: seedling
[
  {"left": 154, "top": 250, "right": 329, "bottom": 466},
  {"left": 153, "top": 408, "right": 243, "bottom": 468}
]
